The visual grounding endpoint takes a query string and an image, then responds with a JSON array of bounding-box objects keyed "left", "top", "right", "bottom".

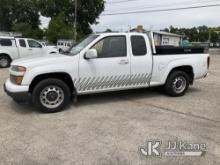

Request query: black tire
[
  {"left": 0, "top": 55, "right": 11, "bottom": 68},
  {"left": 164, "top": 71, "right": 190, "bottom": 97},
  {"left": 32, "top": 78, "right": 71, "bottom": 113}
]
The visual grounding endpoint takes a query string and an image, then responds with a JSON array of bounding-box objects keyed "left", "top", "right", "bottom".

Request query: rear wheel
[
  {"left": 32, "top": 78, "right": 71, "bottom": 113},
  {"left": 164, "top": 71, "right": 189, "bottom": 97},
  {"left": 0, "top": 55, "right": 11, "bottom": 68}
]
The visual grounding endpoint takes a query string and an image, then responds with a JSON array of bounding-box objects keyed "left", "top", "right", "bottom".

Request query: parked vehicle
[
  {"left": 40, "top": 41, "right": 58, "bottom": 52},
  {"left": 4, "top": 32, "right": 210, "bottom": 113},
  {"left": 0, "top": 37, "right": 58, "bottom": 68},
  {"left": 57, "top": 40, "right": 75, "bottom": 52}
]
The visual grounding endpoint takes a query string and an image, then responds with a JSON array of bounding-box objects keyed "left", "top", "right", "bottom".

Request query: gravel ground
[{"left": 0, "top": 53, "right": 219, "bottom": 165}]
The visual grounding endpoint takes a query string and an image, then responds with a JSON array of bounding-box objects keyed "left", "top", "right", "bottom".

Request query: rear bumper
[{"left": 4, "top": 79, "right": 30, "bottom": 101}]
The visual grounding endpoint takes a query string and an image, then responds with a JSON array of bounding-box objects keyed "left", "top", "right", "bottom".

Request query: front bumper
[{"left": 4, "top": 79, "right": 30, "bottom": 101}]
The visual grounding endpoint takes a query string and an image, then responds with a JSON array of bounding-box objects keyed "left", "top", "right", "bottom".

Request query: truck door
[
  {"left": 129, "top": 34, "right": 153, "bottom": 87},
  {"left": 78, "top": 35, "right": 130, "bottom": 93},
  {"left": 27, "top": 39, "right": 43, "bottom": 56},
  {"left": 17, "top": 39, "right": 30, "bottom": 58}
]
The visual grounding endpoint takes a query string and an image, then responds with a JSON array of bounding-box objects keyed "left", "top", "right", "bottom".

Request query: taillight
[{"left": 207, "top": 56, "right": 210, "bottom": 69}]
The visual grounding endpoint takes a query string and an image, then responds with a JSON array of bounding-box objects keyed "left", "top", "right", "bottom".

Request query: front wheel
[
  {"left": 0, "top": 55, "right": 11, "bottom": 68},
  {"left": 32, "top": 78, "right": 71, "bottom": 113},
  {"left": 164, "top": 71, "right": 189, "bottom": 97}
]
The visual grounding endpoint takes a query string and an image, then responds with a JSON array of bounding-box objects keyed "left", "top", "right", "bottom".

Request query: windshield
[{"left": 69, "top": 35, "right": 99, "bottom": 55}]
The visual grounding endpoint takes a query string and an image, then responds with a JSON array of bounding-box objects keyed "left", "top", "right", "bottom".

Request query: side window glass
[
  {"left": 19, "top": 39, "right": 26, "bottom": 47},
  {"left": 28, "top": 40, "right": 42, "bottom": 48},
  {"left": 0, "top": 39, "right": 12, "bottom": 46},
  {"left": 92, "top": 39, "right": 104, "bottom": 56},
  {"left": 131, "top": 36, "right": 147, "bottom": 56},
  {"left": 92, "top": 36, "right": 126, "bottom": 58}
]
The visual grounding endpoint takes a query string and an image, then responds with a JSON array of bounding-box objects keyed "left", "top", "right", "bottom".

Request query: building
[
  {"left": 153, "top": 31, "right": 182, "bottom": 47},
  {"left": 0, "top": 31, "right": 22, "bottom": 37},
  {"left": 130, "top": 26, "right": 182, "bottom": 47}
]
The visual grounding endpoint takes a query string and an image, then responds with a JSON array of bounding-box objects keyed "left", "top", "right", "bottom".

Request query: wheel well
[
  {"left": 49, "top": 52, "right": 57, "bottom": 54},
  {"left": 169, "top": 66, "right": 194, "bottom": 84},
  {"left": 29, "top": 73, "right": 75, "bottom": 93},
  {"left": 0, "top": 53, "right": 12, "bottom": 62}
]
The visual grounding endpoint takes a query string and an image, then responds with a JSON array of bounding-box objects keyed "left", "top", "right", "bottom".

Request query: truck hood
[{"left": 11, "top": 54, "right": 73, "bottom": 68}]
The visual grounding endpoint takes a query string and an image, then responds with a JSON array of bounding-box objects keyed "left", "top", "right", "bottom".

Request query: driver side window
[
  {"left": 28, "top": 40, "right": 42, "bottom": 48},
  {"left": 92, "top": 36, "right": 126, "bottom": 58}
]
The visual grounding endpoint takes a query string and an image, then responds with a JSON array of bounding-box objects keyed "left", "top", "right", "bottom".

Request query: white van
[{"left": 57, "top": 40, "right": 75, "bottom": 52}]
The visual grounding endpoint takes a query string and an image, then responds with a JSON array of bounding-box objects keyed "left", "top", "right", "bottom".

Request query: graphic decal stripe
[{"left": 76, "top": 73, "right": 151, "bottom": 92}]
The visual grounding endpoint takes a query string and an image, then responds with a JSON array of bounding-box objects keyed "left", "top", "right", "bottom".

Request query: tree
[
  {"left": 163, "top": 28, "right": 170, "bottom": 33},
  {"left": 46, "top": 14, "right": 74, "bottom": 43},
  {"left": 0, "top": 0, "right": 15, "bottom": 30},
  {"left": 162, "top": 25, "right": 218, "bottom": 42},
  {"left": 197, "top": 26, "right": 209, "bottom": 42},
  {"left": 12, "top": 23, "right": 44, "bottom": 39},
  {"left": 0, "top": 0, "right": 40, "bottom": 31},
  {"left": 104, "top": 29, "right": 112, "bottom": 33},
  {"left": 13, "top": 0, "right": 40, "bottom": 29},
  {"left": 0, "top": 0, "right": 43, "bottom": 39},
  {"left": 38, "top": 0, "right": 105, "bottom": 39}
]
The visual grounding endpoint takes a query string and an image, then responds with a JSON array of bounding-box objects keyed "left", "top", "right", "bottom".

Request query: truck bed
[{"left": 154, "top": 46, "right": 207, "bottom": 55}]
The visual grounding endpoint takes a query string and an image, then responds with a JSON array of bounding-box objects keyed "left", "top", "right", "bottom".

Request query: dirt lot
[{"left": 0, "top": 53, "right": 219, "bottom": 165}]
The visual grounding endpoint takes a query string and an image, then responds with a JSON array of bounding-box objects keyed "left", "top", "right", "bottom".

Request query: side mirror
[{"left": 84, "top": 49, "right": 98, "bottom": 59}]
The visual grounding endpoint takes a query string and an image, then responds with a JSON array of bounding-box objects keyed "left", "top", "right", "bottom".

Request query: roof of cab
[
  {"left": 0, "top": 36, "right": 15, "bottom": 39},
  {"left": 94, "top": 32, "right": 144, "bottom": 36}
]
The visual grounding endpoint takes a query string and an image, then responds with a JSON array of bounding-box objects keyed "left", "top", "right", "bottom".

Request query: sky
[{"left": 40, "top": 0, "right": 220, "bottom": 32}]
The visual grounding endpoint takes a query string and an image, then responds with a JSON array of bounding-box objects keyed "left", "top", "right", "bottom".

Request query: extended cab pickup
[
  {"left": 4, "top": 32, "right": 210, "bottom": 113},
  {"left": 0, "top": 37, "right": 58, "bottom": 68}
]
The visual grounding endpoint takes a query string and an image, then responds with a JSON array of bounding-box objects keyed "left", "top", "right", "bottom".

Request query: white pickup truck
[
  {"left": 4, "top": 32, "right": 210, "bottom": 113},
  {"left": 0, "top": 37, "right": 58, "bottom": 68}
]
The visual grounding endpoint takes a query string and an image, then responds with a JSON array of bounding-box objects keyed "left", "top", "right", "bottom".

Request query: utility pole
[
  {"left": 74, "top": 0, "right": 77, "bottom": 41},
  {"left": 208, "top": 30, "right": 211, "bottom": 43}
]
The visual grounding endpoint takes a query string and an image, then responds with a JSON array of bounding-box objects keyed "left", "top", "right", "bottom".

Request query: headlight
[
  {"left": 11, "top": 66, "right": 26, "bottom": 73},
  {"left": 10, "top": 66, "right": 26, "bottom": 85}
]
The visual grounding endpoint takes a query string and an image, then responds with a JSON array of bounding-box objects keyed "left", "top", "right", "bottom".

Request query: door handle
[
  {"left": 119, "top": 59, "right": 129, "bottom": 65},
  {"left": 28, "top": 49, "right": 32, "bottom": 51}
]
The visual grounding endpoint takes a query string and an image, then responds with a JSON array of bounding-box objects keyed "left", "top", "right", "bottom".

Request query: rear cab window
[{"left": 131, "top": 35, "right": 147, "bottom": 56}]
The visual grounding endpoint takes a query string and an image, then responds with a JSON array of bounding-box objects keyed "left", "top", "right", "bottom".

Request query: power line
[
  {"left": 102, "top": 3, "right": 220, "bottom": 16},
  {"left": 106, "top": 0, "right": 219, "bottom": 5},
  {"left": 107, "top": 0, "right": 139, "bottom": 4},
  {"left": 105, "top": 0, "right": 220, "bottom": 12}
]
